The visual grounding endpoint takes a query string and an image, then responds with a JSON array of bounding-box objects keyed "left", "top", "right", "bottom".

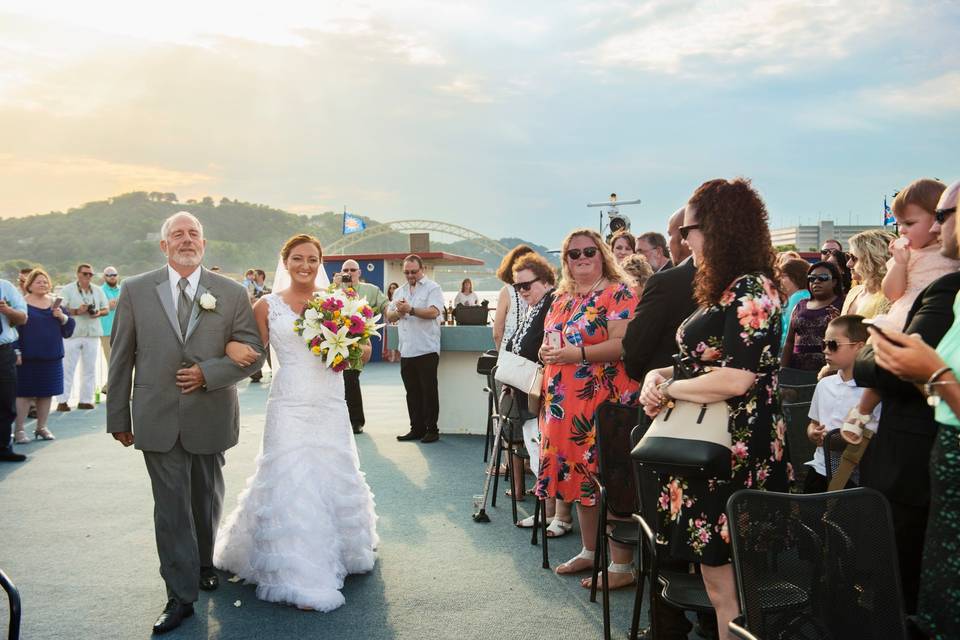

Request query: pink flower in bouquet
[
  {"left": 362, "top": 305, "right": 374, "bottom": 319},
  {"left": 323, "top": 320, "right": 339, "bottom": 333},
  {"left": 321, "top": 297, "right": 343, "bottom": 312},
  {"left": 347, "top": 315, "right": 366, "bottom": 335},
  {"left": 345, "top": 288, "right": 359, "bottom": 299}
]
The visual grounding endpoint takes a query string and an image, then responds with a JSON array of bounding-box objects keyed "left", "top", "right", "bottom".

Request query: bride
[{"left": 214, "top": 233, "right": 378, "bottom": 611}]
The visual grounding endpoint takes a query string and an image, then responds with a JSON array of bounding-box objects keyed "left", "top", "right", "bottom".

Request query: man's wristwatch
[{"left": 409, "top": 307, "right": 416, "bottom": 317}]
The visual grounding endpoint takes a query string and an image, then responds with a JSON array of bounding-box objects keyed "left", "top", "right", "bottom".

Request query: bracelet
[
  {"left": 657, "top": 378, "right": 675, "bottom": 404},
  {"left": 925, "top": 367, "right": 956, "bottom": 407}
]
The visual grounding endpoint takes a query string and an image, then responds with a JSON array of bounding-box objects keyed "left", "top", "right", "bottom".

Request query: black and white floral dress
[{"left": 656, "top": 274, "right": 793, "bottom": 566}]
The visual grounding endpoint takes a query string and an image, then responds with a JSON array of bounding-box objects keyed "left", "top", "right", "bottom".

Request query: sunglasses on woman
[
  {"left": 679, "top": 224, "right": 700, "bottom": 240},
  {"left": 823, "top": 339, "right": 860, "bottom": 352},
  {"left": 936, "top": 206, "right": 956, "bottom": 225},
  {"left": 807, "top": 274, "right": 832, "bottom": 283},
  {"left": 513, "top": 278, "right": 540, "bottom": 292},
  {"left": 565, "top": 247, "right": 599, "bottom": 260}
]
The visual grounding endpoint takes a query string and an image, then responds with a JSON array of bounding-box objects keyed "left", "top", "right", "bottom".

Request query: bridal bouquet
[{"left": 294, "top": 286, "right": 384, "bottom": 372}]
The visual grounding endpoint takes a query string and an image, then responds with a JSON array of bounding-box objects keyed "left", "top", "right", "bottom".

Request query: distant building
[{"left": 770, "top": 220, "right": 889, "bottom": 251}]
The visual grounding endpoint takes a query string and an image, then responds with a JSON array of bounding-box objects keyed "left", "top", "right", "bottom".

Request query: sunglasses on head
[
  {"left": 823, "top": 339, "right": 860, "bottom": 352},
  {"left": 935, "top": 206, "right": 957, "bottom": 225},
  {"left": 513, "top": 278, "right": 540, "bottom": 292},
  {"left": 807, "top": 273, "right": 832, "bottom": 283},
  {"left": 566, "top": 247, "right": 599, "bottom": 260},
  {"left": 679, "top": 224, "right": 700, "bottom": 240}
]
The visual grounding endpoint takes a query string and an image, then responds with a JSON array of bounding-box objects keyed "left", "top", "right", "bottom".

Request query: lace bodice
[{"left": 265, "top": 293, "right": 343, "bottom": 405}]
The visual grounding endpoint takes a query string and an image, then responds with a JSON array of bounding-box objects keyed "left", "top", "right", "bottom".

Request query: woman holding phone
[
  {"left": 537, "top": 228, "right": 640, "bottom": 590},
  {"left": 14, "top": 268, "right": 75, "bottom": 442}
]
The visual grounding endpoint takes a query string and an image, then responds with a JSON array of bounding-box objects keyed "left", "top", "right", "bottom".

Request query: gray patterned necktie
[{"left": 177, "top": 277, "right": 192, "bottom": 337}]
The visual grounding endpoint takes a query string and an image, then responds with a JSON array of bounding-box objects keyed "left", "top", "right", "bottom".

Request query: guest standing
[
  {"left": 781, "top": 261, "right": 845, "bottom": 371},
  {"left": 640, "top": 178, "right": 790, "bottom": 636},
  {"left": 636, "top": 231, "right": 672, "bottom": 272},
  {"left": 620, "top": 253, "right": 654, "bottom": 297},
  {"left": 387, "top": 255, "right": 445, "bottom": 443},
  {"left": 14, "top": 269, "right": 76, "bottom": 442},
  {"left": 58, "top": 263, "right": 108, "bottom": 411},
  {"left": 608, "top": 230, "right": 637, "bottom": 264},
  {"left": 454, "top": 279, "right": 479, "bottom": 306},
  {"left": 493, "top": 245, "right": 534, "bottom": 350},
  {"left": 537, "top": 228, "right": 640, "bottom": 589},
  {"left": 382, "top": 282, "right": 401, "bottom": 363},
  {"left": 842, "top": 230, "right": 893, "bottom": 318},
  {"left": 99, "top": 266, "right": 121, "bottom": 393},
  {"left": 778, "top": 258, "right": 811, "bottom": 350},
  {"left": 0, "top": 277, "right": 28, "bottom": 462}
]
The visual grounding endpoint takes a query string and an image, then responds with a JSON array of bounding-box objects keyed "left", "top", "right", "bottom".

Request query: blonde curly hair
[
  {"left": 847, "top": 229, "right": 895, "bottom": 291},
  {"left": 557, "top": 228, "right": 628, "bottom": 295}
]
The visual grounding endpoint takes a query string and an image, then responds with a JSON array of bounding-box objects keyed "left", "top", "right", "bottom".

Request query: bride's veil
[{"left": 267, "top": 256, "right": 330, "bottom": 372}]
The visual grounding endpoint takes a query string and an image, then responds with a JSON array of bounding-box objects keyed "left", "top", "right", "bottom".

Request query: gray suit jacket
[{"left": 106, "top": 266, "right": 266, "bottom": 454}]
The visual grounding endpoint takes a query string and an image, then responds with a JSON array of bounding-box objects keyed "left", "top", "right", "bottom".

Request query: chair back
[
  {"left": 595, "top": 402, "right": 641, "bottom": 518},
  {"left": 823, "top": 429, "right": 858, "bottom": 486},
  {"left": 779, "top": 367, "right": 818, "bottom": 486},
  {"left": 727, "top": 488, "right": 908, "bottom": 640},
  {"left": 476, "top": 349, "right": 498, "bottom": 375},
  {"left": 1, "top": 568, "right": 21, "bottom": 640}
]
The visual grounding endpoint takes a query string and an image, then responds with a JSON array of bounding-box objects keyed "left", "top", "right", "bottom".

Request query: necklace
[{"left": 576, "top": 275, "right": 605, "bottom": 296}]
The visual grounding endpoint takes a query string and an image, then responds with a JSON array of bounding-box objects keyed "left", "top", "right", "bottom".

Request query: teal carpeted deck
[{"left": 0, "top": 363, "right": 649, "bottom": 639}]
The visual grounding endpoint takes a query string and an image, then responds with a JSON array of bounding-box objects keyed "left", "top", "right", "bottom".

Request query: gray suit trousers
[{"left": 143, "top": 440, "right": 225, "bottom": 603}]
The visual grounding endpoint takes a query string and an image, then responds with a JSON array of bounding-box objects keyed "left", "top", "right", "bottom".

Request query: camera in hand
[
  {"left": 341, "top": 273, "right": 353, "bottom": 284},
  {"left": 88, "top": 305, "right": 100, "bottom": 317}
]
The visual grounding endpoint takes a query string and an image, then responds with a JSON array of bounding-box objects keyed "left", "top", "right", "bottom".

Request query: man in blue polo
[
  {"left": 0, "top": 277, "right": 28, "bottom": 462},
  {"left": 99, "top": 266, "right": 122, "bottom": 393}
]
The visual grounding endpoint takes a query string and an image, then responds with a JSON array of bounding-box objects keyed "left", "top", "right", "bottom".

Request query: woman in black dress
[{"left": 640, "top": 179, "right": 792, "bottom": 635}]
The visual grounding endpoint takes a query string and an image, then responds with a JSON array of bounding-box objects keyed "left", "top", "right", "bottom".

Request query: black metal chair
[
  {"left": 1, "top": 568, "right": 21, "bottom": 640},
  {"left": 779, "top": 367, "right": 818, "bottom": 487},
  {"left": 630, "top": 423, "right": 715, "bottom": 640},
  {"left": 726, "top": 488, "right": 909, "bottom": 640},
  {"left": 477, "top": 350, "right": 499, "bottom": 462},
  {"left": 489, "top": 388, "right": 527, "bottom": 524},
  {"left": 585, "top": 402, "right": 641, "bottom": 640}
]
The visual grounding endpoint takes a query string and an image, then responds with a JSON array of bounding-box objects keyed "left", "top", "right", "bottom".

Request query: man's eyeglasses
[
  {"left": 403, "top": 270, "right": 420, "bottom": 275},
  {"left": 565, "top": 247, "right": 599, "bottom": 260},
  {"left": 823, "top": 339, "right": 860, "bottom": 352},
  {"left": 679, "top": 224, "right": 700, "bottom": 240},
  {"left": 935, "top": 206, "right": 956, "bottom": 225},
  {"left": 807, "top": 274, "right": 832, "bottom": 283},
  {"left": 79, "top": 272, "right": 94, "bottom": 277},
  {"left": 513, "top": 278, "right": 540, "bottom": 292}
]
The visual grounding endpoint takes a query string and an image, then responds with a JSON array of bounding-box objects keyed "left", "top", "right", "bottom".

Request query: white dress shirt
[
  {"left": 389, "top": 276, "right": 445, "bottom": 358},
  {"left": 806, "top": 372, "right": 881, "bottom": 477},
  {"left": 168, "top": 265, "right": 202, "bottom": 312}
]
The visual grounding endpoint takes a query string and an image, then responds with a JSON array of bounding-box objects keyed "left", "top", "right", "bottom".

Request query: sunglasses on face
[
  {"left": 935, "top": 206, "right": 956, "bottom": 225},
  {"left": 79, "top": 272, "right": 94, "bottom": 277},
  {"left": 807, "top": 274, "right": 832, "bottom": 283},
  {"left": 105, "top": 274, "right": 118, "bottom": 277},
  {"left": 565, "top": 247, "right": 599, "bottom": 260},
  {"left": 679, "top": 224, "right": 700, "bottom": 240},
  {"left": 513, "top": 278, "right": 540, "bottom": 292},
  {"left": 823, "top": 339, "right": 860, "bottom": 352}
]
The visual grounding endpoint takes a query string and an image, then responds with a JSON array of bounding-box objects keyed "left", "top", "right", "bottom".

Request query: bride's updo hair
[{"left": 281, "top": 234, "right": 323, "bottom": 262}]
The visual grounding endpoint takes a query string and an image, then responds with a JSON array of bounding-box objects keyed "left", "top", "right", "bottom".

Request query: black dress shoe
[
  {"left": 420, "top": 432, "right": 439, "bottom": 443},
  {"left": 199, "top": 567, "right": 219, "bottom": 591},
  {"left": 153, "top": 598, "right": 193, "bottom": 634},
  {"left": 0, "top": 451, "right": 27, "bottom": 462},
  {"left": 352, "top": 425, "right": 364, "bottom": 434},
  {"left": 396, "top": 431, "right": 424, "bottom": 441}
]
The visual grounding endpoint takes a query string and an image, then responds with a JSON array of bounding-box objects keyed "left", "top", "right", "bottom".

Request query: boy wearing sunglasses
[{"left": 803, "top": 315, "right": 879, "bottom": 493}]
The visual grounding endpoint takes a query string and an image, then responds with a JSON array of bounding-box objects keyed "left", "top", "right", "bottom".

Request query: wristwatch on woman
[{"left": 657, "top": 378, "right": 675, "bottom": 407}]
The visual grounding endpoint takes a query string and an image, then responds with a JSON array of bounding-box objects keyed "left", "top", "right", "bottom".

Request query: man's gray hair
[{"left": 160, "top": 211, "right": 204, "bottom": 240}]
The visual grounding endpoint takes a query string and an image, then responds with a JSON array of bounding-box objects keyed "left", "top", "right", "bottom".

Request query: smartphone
[
  {"left": 862, "top": 318, "right": 903, "bottom": 344},
  {"left": 545, "top": 330, "right": 563, "bottom": 350},
  {"left": 52, "top": 297, "right": 63, "bottom": 310}
]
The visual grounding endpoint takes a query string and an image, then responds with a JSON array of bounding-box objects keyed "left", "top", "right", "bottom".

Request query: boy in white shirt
[{"left": 804, "top": 315, "right": 880, "bottom": 493}]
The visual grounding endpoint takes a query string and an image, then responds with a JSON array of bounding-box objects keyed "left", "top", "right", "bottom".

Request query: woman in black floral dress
[{"left": 640, "top": 178, "right": 793, "bottom": 636}]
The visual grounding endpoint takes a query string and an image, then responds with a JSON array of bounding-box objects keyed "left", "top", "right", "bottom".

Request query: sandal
[
  {"left": 516, "top": 514, "right": 552, "bottom": 528},
  {"left": 546, "top": 518, "right": 573, "bottom": 538},
  {"left": 34, "top": 426, "right": 56, "bottom": 441},
  {"left": 581, "top": 562, "right": 637, "bottom": 590},
  {"left": 14, "top": 429, "right": 30, "bottom": 445},
  {"left": 555, "top": 547, "right": 595, "bottom": 575},
  {"left": 505, "top": 487, "right": 530, "bottom": 500},
  {"left": 486, "top": 463, "right": 509, "bottom": 477}
]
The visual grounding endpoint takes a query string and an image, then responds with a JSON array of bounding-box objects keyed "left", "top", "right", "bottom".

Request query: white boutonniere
[{"left": 199, "top": 292, "right": 218, "bottom": 311}]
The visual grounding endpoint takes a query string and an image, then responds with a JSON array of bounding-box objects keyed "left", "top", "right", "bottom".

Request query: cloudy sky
[{"left": 1, "top": 1, "right": 958, "bottom": 246}]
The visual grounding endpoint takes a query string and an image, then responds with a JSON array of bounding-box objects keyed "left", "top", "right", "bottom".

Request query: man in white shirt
[
  {"left": 58, "top": 263, "right": 109, "bottom": 411},
  {"left": 386, "top": 255, "right": 445, "bottom": 443}
]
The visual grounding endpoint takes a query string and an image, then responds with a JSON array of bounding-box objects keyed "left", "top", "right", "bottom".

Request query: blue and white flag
[
  {"left": 883, "top": 197, "right": 895, "bottom": 226},
  {"left": 343, "top": 211, "right": 367, "bottom": 235}
]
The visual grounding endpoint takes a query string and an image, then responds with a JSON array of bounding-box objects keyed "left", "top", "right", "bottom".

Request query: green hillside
[{"left": 0, "top": 192, "right": 551, "bottom": 289}]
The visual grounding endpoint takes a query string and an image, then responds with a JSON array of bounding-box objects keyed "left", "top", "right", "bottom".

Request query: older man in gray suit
[{"left": 107, "top": 211, "right": 265, "bottom": 634}]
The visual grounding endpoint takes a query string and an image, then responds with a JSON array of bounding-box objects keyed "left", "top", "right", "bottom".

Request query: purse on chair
[
  {"left": 494, "top": 349, "right": 544, "bottom": 400},
  {"left": 631, "top": 397, "right": 732, "bottom": 477}
]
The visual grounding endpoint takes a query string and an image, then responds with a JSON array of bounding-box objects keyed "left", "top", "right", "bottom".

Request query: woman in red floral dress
[
  {"left": 537, "top": 228, "right": 641, "bottom": 589},
  {"left": 640, "top": 179, "right": 792, "bottom": 636}
]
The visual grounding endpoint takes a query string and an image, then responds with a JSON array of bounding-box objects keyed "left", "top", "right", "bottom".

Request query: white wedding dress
[{"left": 214, "top": 293, "right": 379, "bottom": 611}]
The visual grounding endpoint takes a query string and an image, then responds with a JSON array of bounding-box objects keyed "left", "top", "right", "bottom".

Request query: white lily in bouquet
[{"left": 294, "top": 285, "right": 384, "bottom": 372}]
